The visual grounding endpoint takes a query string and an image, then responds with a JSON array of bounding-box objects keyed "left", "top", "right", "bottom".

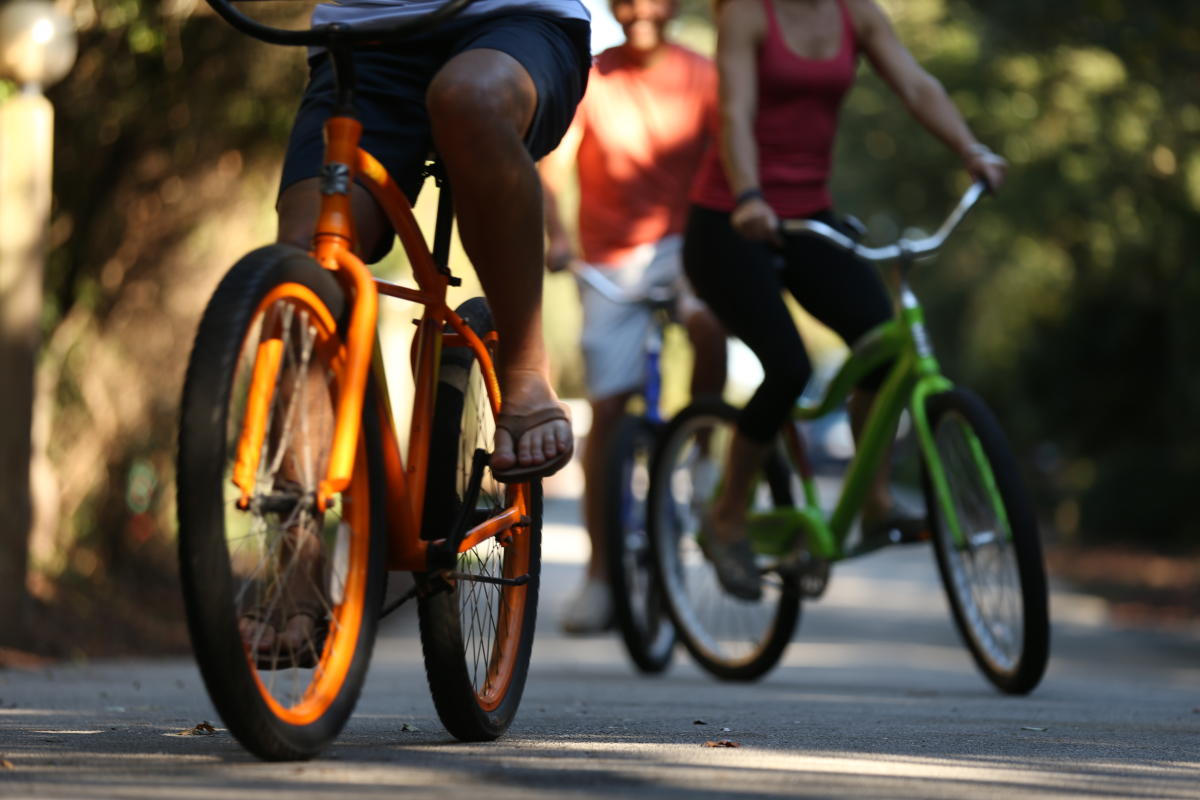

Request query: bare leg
[
  {"left": 710, "top": 432, "right": 772, "bottom": 544},
  {"left": 427, "top": 49, "right": 572, "bottom": 474},
  {"left": 277, "top": 176, "right": 390, "bottom": 257},
  {"left": 581, "top": 392, "right": 634, "bottom": 582},
  {"left": 239, "top": 333, "right": 336, "bottom": 656}
]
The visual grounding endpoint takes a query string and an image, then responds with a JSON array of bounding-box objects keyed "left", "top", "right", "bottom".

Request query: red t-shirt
[
  {"left": 573, "top": 44, "right": 717, "bottom": 265},
  {"left": 691, "top": 0, "right": 858, "bottom": 217}
]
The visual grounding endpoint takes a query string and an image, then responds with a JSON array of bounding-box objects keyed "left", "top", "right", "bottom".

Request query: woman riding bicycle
[{"left": 684, "top": 0, "right": 1007, "bottom": 599}]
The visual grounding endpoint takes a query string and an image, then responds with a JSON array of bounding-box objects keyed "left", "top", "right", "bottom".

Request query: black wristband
[{"left": 733, "top": 187, "right": 764, "bottom": 208}]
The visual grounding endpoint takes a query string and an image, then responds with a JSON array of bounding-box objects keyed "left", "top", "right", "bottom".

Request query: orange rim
[
  {"left": 469, "top": 479, "right": 532, "bottom": 712},
  {"left": 229, "top": 285, "right": 372, "bottom": 726}
]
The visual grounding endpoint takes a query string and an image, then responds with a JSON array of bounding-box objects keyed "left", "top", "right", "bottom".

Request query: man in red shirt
[{"left": 541, "top": 0, "right": 726, "bottom": 633}]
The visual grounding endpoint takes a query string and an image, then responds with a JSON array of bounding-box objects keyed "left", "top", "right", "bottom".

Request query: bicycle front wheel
[
  {"left": 921, "top": 387, "right": 1049, "bottom": 694},
  {"left": 648, "top": 399, "right": 801, "bottom": 681},
  {"left": 178, "top": 245, "right": 387, "bottom": 761},
  {"left": 605, "top": 414, "right": 675, "bottom": 673},
  {"left": 418, "top": 298, "right": 541, "bottom": 741}
]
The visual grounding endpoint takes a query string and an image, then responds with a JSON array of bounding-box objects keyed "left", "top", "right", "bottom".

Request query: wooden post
[{"left": 0, "top": 92, "right": 53, "bottom": 647}]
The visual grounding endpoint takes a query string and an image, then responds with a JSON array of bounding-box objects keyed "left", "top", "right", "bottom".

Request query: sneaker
[
  {"left": 561, "top": 578, "right": 614, "bottom": 635},
  {"left": 709, "top": 538, "right": 763, "bottom": 601},
  {"left": 699, "top": 516, "right": 763, "bottom": 602}
]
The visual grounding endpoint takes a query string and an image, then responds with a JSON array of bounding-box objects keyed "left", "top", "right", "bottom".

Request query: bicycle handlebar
[
  {"left": 570, "top": 263, "right": 674, "bottom": 306},
  {"left": 205, "top": 0, "right": 477, "bottom": 47},
  {"left": 779, "top": 180, "right": 988, "bottom": 262}
]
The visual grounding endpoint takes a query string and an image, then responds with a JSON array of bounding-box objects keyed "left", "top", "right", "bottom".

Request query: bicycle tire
[
  {"left": 921, "top": 387, "right": 1050, "bottom": 694},
  {"left": 418, "top": 297, "right": 542, "bottom": 741},
  {"left": 178, "top": 244, "right": 388, "bottom": 761},
  {"left": 647, "top": 398, "right": 801, "bottom": 681},
  {"left": 604, "top": 414, "right": 675, "bottom": 674}
]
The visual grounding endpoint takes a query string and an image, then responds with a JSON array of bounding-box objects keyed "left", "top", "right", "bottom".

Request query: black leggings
[{"left": 683, "top": 204, "right": 893, "bottom": 443}]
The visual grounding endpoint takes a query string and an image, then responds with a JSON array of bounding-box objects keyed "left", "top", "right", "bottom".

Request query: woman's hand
[
  {"left": 731, "top": 196, "right": 782, "bottom": 245},
  {"left": 964, "top": 144, "right": 1008, "bottom": 191}
]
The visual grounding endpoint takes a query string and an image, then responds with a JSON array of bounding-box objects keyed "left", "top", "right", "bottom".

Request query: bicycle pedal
[{"left": 772, "top": 545, "right": 830, "bottom": 598}]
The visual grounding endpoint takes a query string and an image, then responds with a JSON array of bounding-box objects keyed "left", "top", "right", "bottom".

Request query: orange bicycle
[{"left": 176, "top": 0, "right": 540, "bottom": 761}]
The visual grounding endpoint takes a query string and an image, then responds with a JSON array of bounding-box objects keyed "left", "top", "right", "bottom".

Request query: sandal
[
  {"left": 241, "top": 606, "right": 329, "bottom": 670},
  {"left": 491, "top": 403, "right": 574, "bottom": 483},
  {"left": 239, "top": 525, "right": 331, "bottom": 670}
]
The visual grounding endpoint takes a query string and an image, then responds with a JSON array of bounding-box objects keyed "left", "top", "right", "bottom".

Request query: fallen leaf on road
[
  {"left": 173, "top": 721, "right": 218, "bottom": 736},
  {"left": 1021, "top": 726, "right": 1047, "bottom": 732},
  {"left": 400, "top": 723, "right": 419, "bottom": 732},
  {"left": 704, "top": 740, "right": 740, "bottom": 748},
  {"left": 1, "top": 758, "right": 13, "bottom": 770}
]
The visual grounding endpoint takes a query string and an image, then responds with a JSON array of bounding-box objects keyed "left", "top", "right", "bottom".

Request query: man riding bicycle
[
  {"left": 252, "top": 0, "right": 592, "bottom": 652},
  {"left": 277, "top": 0, "right": 591, "bottom": 482},
  {"left": 539, "top": 0, "right": 727, "bottom": 634}
]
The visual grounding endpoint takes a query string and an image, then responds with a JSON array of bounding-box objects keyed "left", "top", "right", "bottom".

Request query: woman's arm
[
  {"left": 715, "top": 0, "right": 780, "bottom": 242},
  {"left": 849, "top": 0, "right": 1006, "bottom": 189}
]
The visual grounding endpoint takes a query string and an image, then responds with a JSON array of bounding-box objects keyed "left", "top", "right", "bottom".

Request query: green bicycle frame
[{"left": 750, "top": 280, "right": 1000, "bottom": 564}]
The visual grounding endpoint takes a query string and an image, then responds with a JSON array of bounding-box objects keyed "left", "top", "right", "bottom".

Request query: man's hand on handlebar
[{"left": 545, "top": 232, "right": 576, "bottom": 273}]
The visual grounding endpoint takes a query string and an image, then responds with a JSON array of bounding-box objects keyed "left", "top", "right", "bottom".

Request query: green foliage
[
  {"left": 833, "top": 0, "right": 1200, "bottom": 549},
  {"left": 31, "top": 0, "right": 309, "bottom": 596},
  {"left": 30, "top": 0, "right": 1199, "bottom": 627}
]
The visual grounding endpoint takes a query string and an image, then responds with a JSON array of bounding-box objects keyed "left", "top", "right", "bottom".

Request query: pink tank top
[{"left": 690, "top": 0, "right": 858, "bottom": 217}]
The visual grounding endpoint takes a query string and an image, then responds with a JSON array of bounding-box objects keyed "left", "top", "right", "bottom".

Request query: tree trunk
[{"left": 0, "top": 95, "right": 54, "bottom": 648}]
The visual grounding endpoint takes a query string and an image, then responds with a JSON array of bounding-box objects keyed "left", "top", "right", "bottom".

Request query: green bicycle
[{"left": 647, "top": 181, "right": 1050, "bottom": 692}]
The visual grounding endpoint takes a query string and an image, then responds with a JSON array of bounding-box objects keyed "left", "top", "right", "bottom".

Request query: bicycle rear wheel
[
  {"left": 418, "top": 298, "right": 541, "bottom": 741},
  {"left": 648, "top": 398, "right": 801, "bottom": 681},
  {"left": 177, "top": 245, "right": 387, "bottom": 761},
  {"left": 921, "top": 387, "right": 1050, "bottom": 694},
  {"left": 605, "top": 414, "right": 675, "bottom": 673}
]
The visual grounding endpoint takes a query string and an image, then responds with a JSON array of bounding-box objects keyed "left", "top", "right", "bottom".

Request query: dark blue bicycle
[{"left": 573, "top": 264, "right": 678, "bottom": 673}]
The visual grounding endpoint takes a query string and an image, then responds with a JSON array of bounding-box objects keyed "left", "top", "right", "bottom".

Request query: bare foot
[{"left": 491, "top": 367, "right": 574, "bottom": 477}]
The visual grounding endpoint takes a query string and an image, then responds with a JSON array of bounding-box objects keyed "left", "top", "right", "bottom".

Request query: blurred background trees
[{"left": 1, "top": 0, "right": 1195, "bottom": 653}]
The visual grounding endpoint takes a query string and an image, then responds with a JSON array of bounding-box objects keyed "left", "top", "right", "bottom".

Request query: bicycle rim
[
  {"left": 924, "top": 389, "right": 1048, "bottom": 692},
  {"left": 607, "top": 415, "right": 675, "bottom": 672},
  {"left": 650, "top": 401, "right": 799, "bottom": 681},
  {"left": 178, "top": 247, "right": 385, "bottom": 759},
  {"left": 419, "top": 298, "right": 539, "bottom": 739},
  {"left": 225, "top": 288, "right": 371, "bottom": 720}
]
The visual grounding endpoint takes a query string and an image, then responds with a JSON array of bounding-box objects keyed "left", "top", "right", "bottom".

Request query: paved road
[{"left": 2, "top": 493, "right": 1199, "bottom": 799}]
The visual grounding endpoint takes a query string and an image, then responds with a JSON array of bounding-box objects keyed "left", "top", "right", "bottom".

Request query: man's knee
[{"left": 427, "top": 50, "right": 536, "bottom": 143}]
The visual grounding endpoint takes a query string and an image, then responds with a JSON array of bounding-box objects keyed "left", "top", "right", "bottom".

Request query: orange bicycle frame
[{"left": 231, "top": 114, "right": 531, "bottom": 572}]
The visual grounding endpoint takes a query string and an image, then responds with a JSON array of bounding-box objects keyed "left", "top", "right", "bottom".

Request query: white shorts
[{"left": 578, "top": 235, "right": 704, "bottom": 400}]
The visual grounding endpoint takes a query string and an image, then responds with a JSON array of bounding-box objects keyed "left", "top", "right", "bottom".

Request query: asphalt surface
[{"left": 2, "top": 492, "right": 1199, "bottom": 799}]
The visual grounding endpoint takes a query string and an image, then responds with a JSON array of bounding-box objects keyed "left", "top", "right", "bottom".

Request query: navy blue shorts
[{"left": 280, "top": 11, "right": 591, "bottom": 259}]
